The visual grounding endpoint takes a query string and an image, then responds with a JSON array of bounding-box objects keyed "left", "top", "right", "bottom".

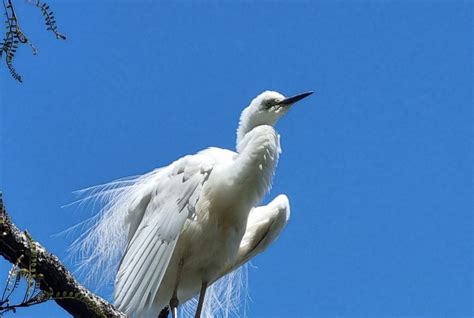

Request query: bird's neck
[
  {"left": 236, "top": 106, "right": 277, "bottom": 146},
  {"left": 236, "top": 121, "right": 251, "bottom": 147},
  {"left": 205, "top": 125, "right": 280, "bottom": 235},
  {"left": 233, "top": 125, "right": 281, "bottom": 205}
]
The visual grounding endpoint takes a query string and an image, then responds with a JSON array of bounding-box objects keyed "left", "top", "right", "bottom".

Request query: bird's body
[
  {"left": 116, "top": 126, "right": 281, "bottom": 316},
  {"left": 74, "top": 90, "right": 312, "bottom": 318}
]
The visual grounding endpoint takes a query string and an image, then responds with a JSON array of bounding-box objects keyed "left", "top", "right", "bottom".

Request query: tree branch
[{"left": 0, "top": 192, "right": 126, "bottom": 318}]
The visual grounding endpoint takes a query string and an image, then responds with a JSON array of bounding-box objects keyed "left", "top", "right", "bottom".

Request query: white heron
[{"left": 73, "top": 90, "right": 313, "bottom": 318}]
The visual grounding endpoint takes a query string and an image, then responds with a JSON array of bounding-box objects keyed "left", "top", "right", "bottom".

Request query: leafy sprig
[
  {"left": 26, "top": 0, "right": 66, "bottom": 40},
  {"left": 0, "top": 233, "right": 52, "bottom": 316},
  {"left": 0, "top": 0, "right": 65, "bottom": 82}
]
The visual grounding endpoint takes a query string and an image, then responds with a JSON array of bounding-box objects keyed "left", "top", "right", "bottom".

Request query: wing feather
[
  {"left": 235, "top": 194, "right": 290, "bottom": 269},
  {"left": 114, "top": 154, "right": 214, "bottom": 315}
]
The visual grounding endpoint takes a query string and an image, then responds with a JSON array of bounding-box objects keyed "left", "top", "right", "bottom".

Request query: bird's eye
[{"left": 264, "top": 100, "right": 275, "bottom": 109}]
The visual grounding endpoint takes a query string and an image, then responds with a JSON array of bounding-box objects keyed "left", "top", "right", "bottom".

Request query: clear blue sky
[{"left": 0, "top": 1, "right": 472, "bottom": 317}]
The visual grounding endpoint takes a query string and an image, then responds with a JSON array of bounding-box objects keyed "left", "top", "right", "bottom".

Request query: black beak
[{"left": 279, "top": 91, "right": 313, "bottom": 106}]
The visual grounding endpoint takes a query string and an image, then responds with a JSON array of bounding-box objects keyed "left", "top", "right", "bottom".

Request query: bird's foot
[
  {"left": 170, "top": 296, "right": 179, "bottom": 318},
  {"left": 158, "top": 306, "right": 169, "bottom": 318}
]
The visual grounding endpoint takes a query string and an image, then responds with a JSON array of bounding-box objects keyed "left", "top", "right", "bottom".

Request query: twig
[
  {"left": 25, "top": 0, "right": 66, "bottom": 40},
  {"left": 1, "top": 0, "right": 65, "bottom": 82}
]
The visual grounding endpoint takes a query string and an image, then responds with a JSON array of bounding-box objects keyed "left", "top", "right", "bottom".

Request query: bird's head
[{"left": 236, "top": 90, "right": 313, "bottom": 145}]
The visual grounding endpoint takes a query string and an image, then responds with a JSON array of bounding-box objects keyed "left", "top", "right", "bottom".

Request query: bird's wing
[
  {"left": 233, "top": 194, "right": 290, "bottom": 270},
  {"left": 114, "top": 152, "right": 216, "bottom": 314},
  {"left": 201, "top": 194, "right": 290, "bottom": 317}
]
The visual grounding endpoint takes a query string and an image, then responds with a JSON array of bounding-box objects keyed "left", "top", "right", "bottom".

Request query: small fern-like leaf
[{"left": 27, "top": 0, "right": 66, "bottom": 40}]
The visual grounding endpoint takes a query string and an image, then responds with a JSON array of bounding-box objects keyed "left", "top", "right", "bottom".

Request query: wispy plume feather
[
  {"left": 68, "top": 170, "right": 163, "bottom": 289},
  {"left": 182, "top": 265, "right": 249, "bottom": 318},
  {"left": 68, "top": 170, "right": 249, "bottom": 318}
]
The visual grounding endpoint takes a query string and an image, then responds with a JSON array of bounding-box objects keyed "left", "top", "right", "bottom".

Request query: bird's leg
[
  {"left": 170, "top": 259, "right": 184, "bottom": 318},
  {"left": 194, "top": 281, "right": 208, "bottom": 318}
]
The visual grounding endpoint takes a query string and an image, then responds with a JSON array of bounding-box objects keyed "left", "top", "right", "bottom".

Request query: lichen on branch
[{"left": 0, "top": 193, "right": 126, "bottom": 318}]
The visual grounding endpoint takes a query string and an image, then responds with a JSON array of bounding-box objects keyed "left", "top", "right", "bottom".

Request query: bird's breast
[{"left": 177, "top": 205, "right": 245, "bottom": 281}]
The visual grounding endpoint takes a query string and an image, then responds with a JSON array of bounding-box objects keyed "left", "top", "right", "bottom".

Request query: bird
[{"left": 73, "top": 90, "right": 313, "bottom": 318}]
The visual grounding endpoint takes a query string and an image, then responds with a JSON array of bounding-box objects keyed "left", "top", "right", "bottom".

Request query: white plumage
[{"left": 72, "top": 90, "right": 312, "bottom": 318}]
